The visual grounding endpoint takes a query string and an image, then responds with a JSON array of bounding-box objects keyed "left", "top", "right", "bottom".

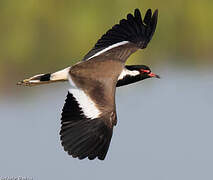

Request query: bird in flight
[{"left": 18, "top": 8, "right": 159, "bottom": 160}]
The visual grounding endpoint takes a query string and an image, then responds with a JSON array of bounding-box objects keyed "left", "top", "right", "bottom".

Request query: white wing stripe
[
  {"left": 69, "top": 89, "right": 101, "bottom": 119},
  {"left": 87, "top": 41, "right": 129, "bottom": 60}
]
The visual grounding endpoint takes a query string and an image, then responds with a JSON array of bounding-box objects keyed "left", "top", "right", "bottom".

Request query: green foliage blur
[{"left": 0, "top": 0, "right": 212, "bottom": 89}]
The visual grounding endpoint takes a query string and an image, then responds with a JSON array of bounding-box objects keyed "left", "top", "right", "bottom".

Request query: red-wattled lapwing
[{"left": 18, "top": 8, "right": 159, "bottom": 160}]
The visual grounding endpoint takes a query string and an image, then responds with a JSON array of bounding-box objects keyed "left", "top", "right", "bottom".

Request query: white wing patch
[
  {"left": 87, "top": 41, "right": 129, "bottom": 60},
  {"left": 118, "top": 68, "right": 140, "bottom": 80},
  {"left": 69, "top": 88, "right": 101, "bottom": 119}
]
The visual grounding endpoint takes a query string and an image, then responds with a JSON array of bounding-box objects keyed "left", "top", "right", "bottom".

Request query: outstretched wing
[
  {"left": 60, "top": 91, "right": 116, "bottom": 160},
  {"left": 60, "top": 59, "right": 122, "bottom": 160},
  {"left": 83, "top": 8, "right": 158, "bottom": 62}
]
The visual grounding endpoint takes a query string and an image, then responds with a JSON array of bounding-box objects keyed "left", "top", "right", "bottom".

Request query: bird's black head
[
  {"left": 126, "top": 65, "right": 160, "bottom": 79},
  {"left": 116, "top": 65, "right": 160, "bottom": 87}
]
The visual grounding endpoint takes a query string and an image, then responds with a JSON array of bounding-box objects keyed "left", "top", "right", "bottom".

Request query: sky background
[{"left": 0, "top": 0, "right": 213, "bottom": 179}]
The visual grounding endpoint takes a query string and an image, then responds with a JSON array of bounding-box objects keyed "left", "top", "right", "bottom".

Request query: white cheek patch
[
  {"left": 69, "top": 89, "right": 101, "bottom": 119},
  {"left": 118, "top": 68, "right": 140, "bottom": 80},
  {"left": 87, "top": 41, "right": 129, "bottom": 60}
]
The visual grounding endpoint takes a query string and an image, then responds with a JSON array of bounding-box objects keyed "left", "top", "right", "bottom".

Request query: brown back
[{"left": 69, "top": 56, "right": 124, "bottom": 114}]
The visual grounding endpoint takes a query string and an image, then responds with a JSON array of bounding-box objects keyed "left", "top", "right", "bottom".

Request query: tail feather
[
  {"left": 17, "top": 73, "right": 51, "bottom": 86},
  {"left": 17, "top": 67, "right": 70, "bottom": 86}
]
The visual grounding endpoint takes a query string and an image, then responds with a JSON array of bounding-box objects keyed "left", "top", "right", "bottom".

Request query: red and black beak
[
  {"left": 148, "top": 72, "right": 160, "bottom": 79},
  {"left": 141, "top": 69, "right": 160, "bottom": 79}
]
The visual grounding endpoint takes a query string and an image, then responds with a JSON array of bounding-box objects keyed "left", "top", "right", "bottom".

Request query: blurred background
[{"left": 0, "top": 0, "right": 213, "bottom": 179}]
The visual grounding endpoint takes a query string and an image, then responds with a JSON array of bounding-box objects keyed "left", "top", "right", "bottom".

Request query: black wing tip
[
  {"left": 154, "top": 9, "right": 159, "bottom": 16},
  {"left": 152, "top": 9, "right": 158, "bottom": 24},
  {"left": 145, "top": 8, "right": 152, "bottom": 15},
  {"left": 60, "top": 120, "right": 112, "bottom": 160},
  {"left": 101, "top": 8, "right": 158, "bottom": 48},
  {"left": 83, "top": 8, "right": 158, "bottom": 60},
  {"left": 134, "top": 8, "right": 140, "bottom": 14},
  {"left": 134, "top": 8, "right": 158, "bottom": 16},
  {"left": 136, "top": 8, "right": 158, "bottom": 48}
]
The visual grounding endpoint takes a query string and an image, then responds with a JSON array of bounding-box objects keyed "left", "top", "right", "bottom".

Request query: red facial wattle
[{"left": 140, "top": 69, "right": 160, "bottom": 78}]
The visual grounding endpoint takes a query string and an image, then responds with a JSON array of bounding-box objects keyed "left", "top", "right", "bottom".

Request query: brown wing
[
  {"left": 60, "top": 59, "right": 122, "bottom": 160},
  {"left": 83, "top": 9, "right": 158, "bottom": 63}
]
